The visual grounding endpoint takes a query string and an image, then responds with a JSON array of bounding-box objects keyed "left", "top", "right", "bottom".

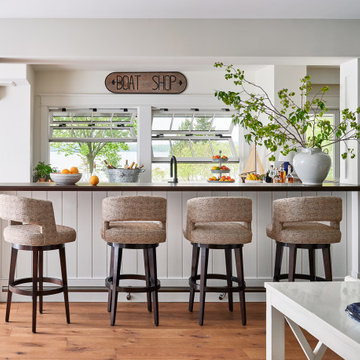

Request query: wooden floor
[{"left": 0, "top": 302, "right": 342, "bottom": 360}]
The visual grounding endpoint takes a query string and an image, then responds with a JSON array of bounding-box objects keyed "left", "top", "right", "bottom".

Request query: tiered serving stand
[{"left": 207, "top": 151, "right": 235, "bottom": 183}]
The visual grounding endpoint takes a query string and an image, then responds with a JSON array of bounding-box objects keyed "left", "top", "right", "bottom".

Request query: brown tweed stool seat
[
  {"left": 267, "top": 196, "right": 342, "bottom": 282},
  {"left": 184, "top": 197, "right": 252, "bottom": 326},
  {"left": 0, "top": 194, "right": 76, "bottom": 333},
  {"left": 101, "top": 196, "right": 167, "bottom": 326}
]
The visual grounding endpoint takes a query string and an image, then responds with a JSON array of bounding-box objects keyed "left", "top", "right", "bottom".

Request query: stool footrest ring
[
  {"left": 189, "top": 273, "right": 246, "bottom": 293},
  {"left": 106, "top": 274, "right": 160, "bottom": 293},
  {"left": 275, "top": 274, "right": 326, "bottom": 281},
  {"left": 9, "top": 277, "right": 66, "bottom": 297}
]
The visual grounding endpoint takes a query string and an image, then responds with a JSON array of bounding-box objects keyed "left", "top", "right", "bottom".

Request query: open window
[
  {"left": 151, "top": 109, "right": 239, "bottom": 182},
  {"left": 48, "top": 108, "right": 137, "bottom": 181}
]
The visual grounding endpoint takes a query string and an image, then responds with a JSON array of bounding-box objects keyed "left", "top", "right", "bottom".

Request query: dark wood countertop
[{"left": 0, "top": 182, "right": 358, "bottom": 192}]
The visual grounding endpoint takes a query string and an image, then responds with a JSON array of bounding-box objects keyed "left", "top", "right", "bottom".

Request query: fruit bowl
[
  {"left": 244, "top": 179, "right": 263, "bottom": 184},
  {"left": 50, "top": 173, "right": 82, "bottom": 185}
]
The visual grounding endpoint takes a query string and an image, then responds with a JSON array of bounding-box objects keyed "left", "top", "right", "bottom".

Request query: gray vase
[{"left": 293, "top": 148, "right": 331, "bottom": 185}]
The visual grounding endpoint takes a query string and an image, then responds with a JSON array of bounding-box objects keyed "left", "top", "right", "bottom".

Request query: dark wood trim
[{"left": 0, "top": 182, "right": 358, "bottom": 192}]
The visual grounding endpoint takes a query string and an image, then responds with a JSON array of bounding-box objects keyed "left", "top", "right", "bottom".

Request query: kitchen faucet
[{"left": 168, "top": 155, "right": 178, "bottom": 183}]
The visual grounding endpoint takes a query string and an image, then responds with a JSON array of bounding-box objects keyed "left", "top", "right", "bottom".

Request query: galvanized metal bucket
[{"left": 106, "top": 168, "right": 145, "bottom": 183}]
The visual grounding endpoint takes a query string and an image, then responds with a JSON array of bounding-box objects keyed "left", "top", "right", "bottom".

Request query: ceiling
[{"left": 1, "top": 0, "right": 360, "bottom": 19}]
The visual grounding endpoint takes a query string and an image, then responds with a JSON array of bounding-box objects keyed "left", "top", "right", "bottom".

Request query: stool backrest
[
  {"left": 185, "top": 197, "right": 252, "bottom": 236},
  {"left": 102, "top": 196, "right": 167, "bottom": 224},
  {"left": 273, "top": 196, "right": 342, "bottom": 224},
  {"left": 0, "top": 194, "right": 57, "bottom": 238}
]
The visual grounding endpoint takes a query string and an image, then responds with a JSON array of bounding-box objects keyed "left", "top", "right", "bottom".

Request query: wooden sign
[{"left": 105, "top": 72, "right": 187, "bottom": 94}]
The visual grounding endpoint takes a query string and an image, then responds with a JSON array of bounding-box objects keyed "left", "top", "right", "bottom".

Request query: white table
[{"left": 265, "top": 282, "right": 360, "bottom": 360}]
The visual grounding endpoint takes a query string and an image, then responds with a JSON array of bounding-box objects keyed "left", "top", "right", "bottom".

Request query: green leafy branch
[{"left": 214, "top": 62, "right": 360, "bottom": 160}]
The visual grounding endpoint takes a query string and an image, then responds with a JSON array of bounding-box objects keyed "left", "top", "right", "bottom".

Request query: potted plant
[
  {"left": 214, "top": 62, "right": 360, "bottom": 184},
  {"left": 33, "top": 161, "right": 56, "bottom": 182}
]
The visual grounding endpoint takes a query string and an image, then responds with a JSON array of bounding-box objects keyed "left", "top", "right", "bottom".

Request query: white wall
[{"left": 0, "top": 64, "right": 33, "bottom": 182}]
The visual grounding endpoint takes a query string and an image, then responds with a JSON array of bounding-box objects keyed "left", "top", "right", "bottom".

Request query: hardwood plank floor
[{"left": 0, "top": 302, "right": 342, "bottom": 359}]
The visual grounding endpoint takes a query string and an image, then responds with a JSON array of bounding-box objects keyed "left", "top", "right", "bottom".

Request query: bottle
[
  {"left": 124, "top": 160, "right": 129, "bottom": 169},
  {"left": 286, "top": 169, "right": 294, "bottom": 183},
  {"left": 268, "top": 165, "right": 275, "bottom": 183},
  {"left": 279, "top": 164, "right": 286, "bottom": 183},
  {"left": 273, "top": 168, "right": 281, "bottom": 183}
]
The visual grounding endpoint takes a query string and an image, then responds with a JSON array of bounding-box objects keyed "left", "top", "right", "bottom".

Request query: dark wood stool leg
[
  {"left": 149, "top": 247, "right": 159, "bottom": 326},
  {"left": 308, "top": 247, "right": 316, "bottom": 281},
  {"left": 143, "top": 248, "right": 152, "bottom": 312},
  {"left": 107, "top": 245, "right": 114, "bottom": 313},
  {"left": 59, "top": 246, "right": 70, "bottom": 324},
  {"left": 110, "top": 245, "right": 122, "bottom": 326},
  {"left": 5, "top": 247, "right": 18, "bottom": 322},
  {"left": 189, "top": 244, "right": 200, "bottom": 312},
  {"left": 273, "top": 242, "right": 284, "bottom": 282},
  {"left": 288, "top": 245, "right": 297, "bottom": 282},
  {"left": 235, "top": 246, "right": 246, "bottom": 326},
  {"left": 38, "top": 249, "right": 44, "bottom": 314},
  {"left": 32, "top": 249, "right": 38, "bottom": 333},
  {"left": 225, "top": 248, "right": 233, "bottom": 312},
  {"left": 199, "top": 246, "right": 209, "bottom": 326},
  {"left": 322, "top": 246, "right": 332, "bottom": 281}
]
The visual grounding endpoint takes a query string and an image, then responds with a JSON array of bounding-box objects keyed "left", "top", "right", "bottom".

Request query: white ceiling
[{"left": 1, "top": 0, "right": 360, "bottom": 19}]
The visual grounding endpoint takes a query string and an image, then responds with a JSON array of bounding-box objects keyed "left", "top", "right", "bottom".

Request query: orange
[
  {"left": 89, "top": 175, "right": 99, "bottom": 186},
  {"left": 70, "top": 167, "right": 79, "bottom": 174},
  {"left": 61, "top": 169, "right": 70, "bottom": 174}
]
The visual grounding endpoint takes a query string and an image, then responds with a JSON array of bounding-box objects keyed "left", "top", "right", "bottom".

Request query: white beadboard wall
[{"left": 0, "top": 190, "right": 351, "bottom": 303}]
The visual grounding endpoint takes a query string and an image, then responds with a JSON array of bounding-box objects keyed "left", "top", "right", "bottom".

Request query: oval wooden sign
[{"left": 105, "top": 72, "right": 187, "bottom": 94}]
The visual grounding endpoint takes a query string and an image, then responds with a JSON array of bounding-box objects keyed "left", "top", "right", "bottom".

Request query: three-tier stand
[{"left": 208, "top": 151, "right": 235, "bottom": 183}]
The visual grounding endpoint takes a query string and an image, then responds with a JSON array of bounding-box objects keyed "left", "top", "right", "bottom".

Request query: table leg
[{"left": 266, "top": 294, "right": 285, "bottom": 360}]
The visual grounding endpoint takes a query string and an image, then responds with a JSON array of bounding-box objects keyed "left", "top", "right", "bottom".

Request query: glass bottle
[
  {"left": 286, "top": 169, "right": 294, "bottom": 183},
  {"left": 273, "top": 168, "right": 281, "bottom": 183},
  {"left": 268, "top": 165, "right": 275, "bottom": 182},
  {"left": 279, "top": 164, "right": 286, "bottom": 183}
]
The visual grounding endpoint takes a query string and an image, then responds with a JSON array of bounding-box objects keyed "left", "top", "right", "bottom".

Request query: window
[
  {"left": 306, "top": 110, "right": 339, "bottom": 181},
  {"left": 49, "top": 108, "right": 137, "bottom": 181},
  {"left": 152, "top": 110, "right": 239, "bottom": 182}
]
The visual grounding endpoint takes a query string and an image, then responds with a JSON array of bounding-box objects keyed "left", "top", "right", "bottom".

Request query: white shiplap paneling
[{"left": 0, "top": 190, "right": 351, "bottom": 302}]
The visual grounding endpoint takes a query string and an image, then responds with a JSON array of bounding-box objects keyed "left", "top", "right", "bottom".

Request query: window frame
[{"left": 151, "top": 109, "right": 239, "bottom": 163}]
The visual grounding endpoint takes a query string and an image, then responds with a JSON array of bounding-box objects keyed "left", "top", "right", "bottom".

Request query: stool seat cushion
[
  {"left": 4, "top": 224, "right": 76, "bottom": 246},
  {"left": 102, "top": 221, "right": 166, "bottom": 244},
  {"left": 266, "top": 222, "right": 341, "bottom": 244},
  {"left": 185, "top": 222, "right": 252, "bottom": 245}
]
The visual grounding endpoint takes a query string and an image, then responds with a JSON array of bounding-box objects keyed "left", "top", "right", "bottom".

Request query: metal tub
[{"left": 105, "top": 168, "right": 145, "bottom": 183}]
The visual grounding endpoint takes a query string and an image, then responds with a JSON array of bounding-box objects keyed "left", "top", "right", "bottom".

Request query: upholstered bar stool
[
  {"left": 266, "top": 196, "right": 342, "bottom": 282},
  {"left": 0, "top": 194, "right": 76, "bottom": 333},
  {"left": 184, "top": 197, "right": 252, "bottom": 326},
  {"left": 101, "top": 196, "right": 166, "bottom": 326}
]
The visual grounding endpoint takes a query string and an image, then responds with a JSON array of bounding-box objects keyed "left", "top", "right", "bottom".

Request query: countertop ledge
[{"left": 0, "top": 182, "right": 358, "bottom": 192}]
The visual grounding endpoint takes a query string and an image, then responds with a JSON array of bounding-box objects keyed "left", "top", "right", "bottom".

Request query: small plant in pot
[
  {"left": 214, "top": 63, "right": 360, "bottom": 185},
  {"left": 33, "top": 161, "right": 56, "bottom": 182}
]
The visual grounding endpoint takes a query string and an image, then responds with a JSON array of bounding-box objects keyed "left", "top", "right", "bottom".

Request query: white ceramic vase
[{"left": 293, "top": 148, "right": 331, "bottom": 185}]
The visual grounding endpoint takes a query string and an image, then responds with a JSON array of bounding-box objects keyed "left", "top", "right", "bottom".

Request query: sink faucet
[{"left": 168, "top": 155, "right": 178, "bottom": 183}]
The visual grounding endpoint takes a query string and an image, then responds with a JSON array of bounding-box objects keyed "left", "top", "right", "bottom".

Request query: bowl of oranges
[{"left": 50, "top": 167, "right": 82, "bottom": 185}]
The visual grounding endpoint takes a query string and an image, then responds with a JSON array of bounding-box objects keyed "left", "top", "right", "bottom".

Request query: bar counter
[
  {"left": 0, "top": 181, "right": 357, "bottom": 303},
  {"left": 0, "top": 182, "right": 358, "bottom": 192}
]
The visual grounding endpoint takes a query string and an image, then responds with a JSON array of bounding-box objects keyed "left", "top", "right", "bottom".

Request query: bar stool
[
  {"left": 0, "top": 194, "right": 76, "bottom": 333},
  {"left": 266, "top": 196, "right": 342, "bottom": 282},
  {"left": 101, "top": 196, "right": 166, "bottom": 326},
  {"left": 184, "top": 197, "right": 252, "bottom": 326}
]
